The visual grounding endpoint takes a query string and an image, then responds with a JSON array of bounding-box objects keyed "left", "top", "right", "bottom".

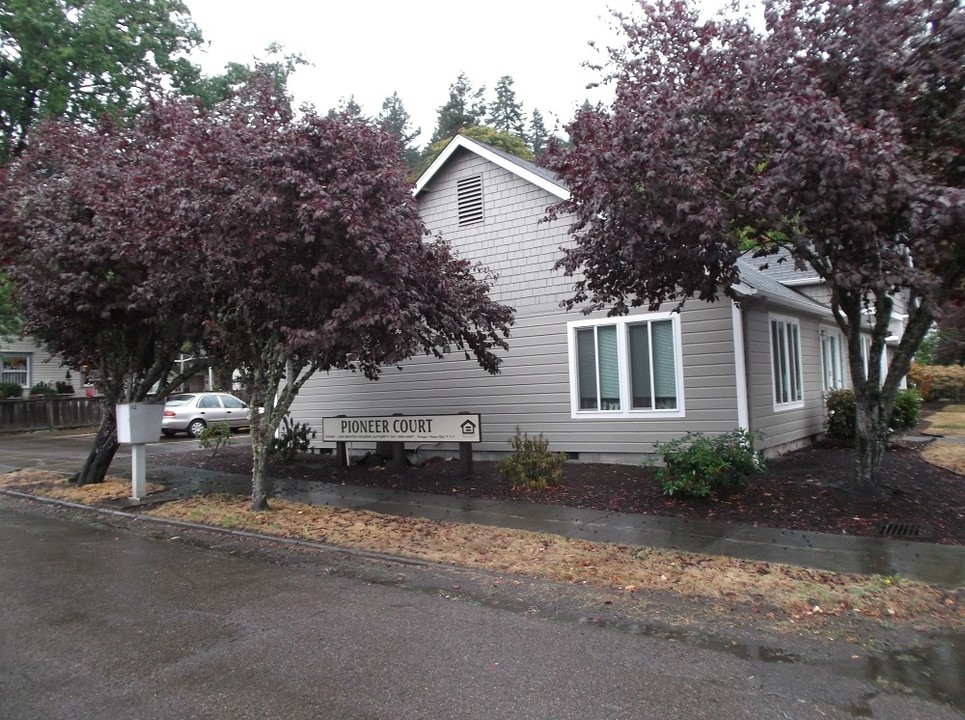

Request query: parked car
[{"left": 161, "top": 392, "right": 252, "bottom": 438}]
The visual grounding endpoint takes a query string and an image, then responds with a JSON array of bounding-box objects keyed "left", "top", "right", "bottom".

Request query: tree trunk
[
  {"left": 851, "top": 393, "right": 889, "bottom": 496},
  {"left": 75, "top": 410, "right": 119, "bottom": 485},
  {"left": 249, "top": 417, "right": 272, "bottom": 511}
]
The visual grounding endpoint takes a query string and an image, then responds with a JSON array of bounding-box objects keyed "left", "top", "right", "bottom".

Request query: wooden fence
[{"left": 0, "top": 397, "right": 105, "bottom": 433}]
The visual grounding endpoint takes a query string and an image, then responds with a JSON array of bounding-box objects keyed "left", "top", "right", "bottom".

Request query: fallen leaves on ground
[
  {"left": 2, "top": 469, "right": 960, "bottom": 632},
  {"left": 0, "top": 468, "right": 164, "bottom": 502}
]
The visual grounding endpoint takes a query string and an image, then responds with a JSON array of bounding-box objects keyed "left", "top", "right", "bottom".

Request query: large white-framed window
[
  {"left": 568, "top": 313, "right": 685, "bottom": 418},
  {"left": 769, "top": 314, "right": 804, "bottom": 410},
  {"left": 1, "top": 353, "right": 30, "bottom": 389},
  {"left": 819, "top": 326, "right": 847, "bottom": 392}
]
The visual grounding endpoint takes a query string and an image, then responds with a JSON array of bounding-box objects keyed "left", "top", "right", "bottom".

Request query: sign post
[{"left": 322, "top": 413, "right": 482, "bottom": 474}]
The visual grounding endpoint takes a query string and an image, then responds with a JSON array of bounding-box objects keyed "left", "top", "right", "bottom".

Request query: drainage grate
[{"left": 877, "top": 521, "right": 929, "bottom": 539}]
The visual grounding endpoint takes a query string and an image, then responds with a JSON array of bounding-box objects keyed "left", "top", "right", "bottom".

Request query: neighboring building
[
  {"left": 289, "top": 135, "right": 887, "bottom": 463},
  {"left": 0, "top": 336, "right": 84, "bottom": 397}
]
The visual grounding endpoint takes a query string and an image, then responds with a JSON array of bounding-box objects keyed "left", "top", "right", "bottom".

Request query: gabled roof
[
  {"left": 735, "top": 259, "right": 832, "bottom": 318},
  {"left": 416, "top": 135, "right": 829, "bottom": 318},
  {"left": 414, "top": 134, "right": 569, "bottom": 201}
]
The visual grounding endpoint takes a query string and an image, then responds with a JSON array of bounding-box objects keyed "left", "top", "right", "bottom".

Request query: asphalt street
[
  {"left": 0, "top": 429, "right": 195, "bottom": 475},
  {"left": 1, "top": 498, "right": 962, "bottom": 720}
]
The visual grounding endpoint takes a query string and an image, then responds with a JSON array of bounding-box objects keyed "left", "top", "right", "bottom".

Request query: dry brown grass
[
  {"left": 2, "top": 469, "right": 960, "bottom": 631},
  {"left": 0, "top": 468, "right": 164, "bottom": 502},
  {"left": 921, "top": 442, "right": 965, "bottom": 475},
  {"left": 923, "top": 403, "right": 965, "bottom": 438},
  {"left": 920, "top": 404, "right": 965, "bottom": 475}
]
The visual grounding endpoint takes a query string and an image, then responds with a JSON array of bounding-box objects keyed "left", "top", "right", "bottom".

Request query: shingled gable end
[{"left": 289, "top": 135, "right": 897, "bottom": 463}]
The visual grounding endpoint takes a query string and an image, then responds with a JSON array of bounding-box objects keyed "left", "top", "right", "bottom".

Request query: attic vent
[{"left": 457, "top": 174, "right": 483, "bottom": 226}]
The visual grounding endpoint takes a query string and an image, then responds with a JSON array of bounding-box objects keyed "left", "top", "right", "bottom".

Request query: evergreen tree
[
  {"left": 431, "top": 72, "right": 486, "bottom": 143},
  {"left": 378, "top": 91, "right": 421, "bottom": 170},
  {"left": 327, "top": 95, "right": 366, "bottom": 120},
  {"left": 488, "top": 75, "right": 526, "bottom": 137},
  {"left": 528, "top": 108, "right": 550, "bottom": 158}
]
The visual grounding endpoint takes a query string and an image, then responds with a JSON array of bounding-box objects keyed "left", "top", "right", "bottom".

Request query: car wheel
[{"left": 187, "top": 419, "right": 207, "bottom": 438}]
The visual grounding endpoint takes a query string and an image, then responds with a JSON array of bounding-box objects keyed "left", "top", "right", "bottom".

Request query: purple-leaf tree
[
  {"left": 0, "top": 102, "right": 216, "bottom": 483},
  {"left": 545, "top": 0, "right": 963, "bottom": 493},
  {"left": 202, "top": 80, "right": 514, "bottom": 510}
]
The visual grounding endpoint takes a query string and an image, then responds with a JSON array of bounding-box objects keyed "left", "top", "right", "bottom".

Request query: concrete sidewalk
[
  {"left": 130, "top": 462, "right": 965, "bottom": 589},
  {"left": 3, "top": 453, "right": 962, "bottom": 588}
]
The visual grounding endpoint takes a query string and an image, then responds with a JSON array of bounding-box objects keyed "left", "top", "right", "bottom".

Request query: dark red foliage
[{"left": 543, "top": 0, "right": 964, "bottom": 489}]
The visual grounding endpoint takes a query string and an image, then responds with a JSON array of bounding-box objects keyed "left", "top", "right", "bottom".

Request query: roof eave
[{"left": 414, "top": 135, "right": 570, "bottom": 200}]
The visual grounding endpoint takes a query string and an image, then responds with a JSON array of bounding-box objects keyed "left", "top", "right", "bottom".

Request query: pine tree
[
  {"left": 377, "top": 92, "right": 421, "bottom": 169},
  {"left": 528, "top": 108, "right": 550, "bottom": 158},
  {"left": 488, "top": 75, "right": 526, "bottom": 137},
  {"left": 327, "top": 95, "right": 366, "bottom": 120},
  {"left": 431, "top": 72, "right": 486, "bottom": 143}
]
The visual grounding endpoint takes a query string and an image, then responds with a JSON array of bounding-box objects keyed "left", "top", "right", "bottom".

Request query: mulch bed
[{"left": 157, "top": 439, "right": 964, "bottom": 545}]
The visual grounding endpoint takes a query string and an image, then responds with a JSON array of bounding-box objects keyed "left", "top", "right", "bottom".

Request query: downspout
[{"left": 731, "top": 300, "right": 750, "bottom": 431}]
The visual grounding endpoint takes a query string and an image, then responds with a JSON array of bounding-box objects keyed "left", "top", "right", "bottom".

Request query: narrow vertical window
[{"left": 770, "top": 316, "right": 804, "bottom": 409}]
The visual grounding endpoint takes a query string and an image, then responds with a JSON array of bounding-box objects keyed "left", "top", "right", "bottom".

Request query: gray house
[{"left": 289, "top": 135, "right": 888, "bottom": 462}]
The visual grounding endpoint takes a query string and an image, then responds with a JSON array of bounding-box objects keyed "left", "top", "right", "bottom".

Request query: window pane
[
  {"left": 628, "top": 324, "right": 652, "bottom": 408},
  {"left": 576, "top": 328, "right": 598, "bottom": 410},
  {"left": 789, "top": 323, "right": 802, "bottom": 401},
  {"left": 651, "top": 320, "right": 677, "bottom": 409},
  {"left": 597, "top": 325, "right": 620, "bottom": 410},
  {"left": 772, "top": 320, "right": 786, "bottom": 403}
]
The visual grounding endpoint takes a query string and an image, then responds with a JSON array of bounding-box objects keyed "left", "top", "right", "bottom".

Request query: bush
[
  {"left": 891, "top": 389, "right": 923, "bottom": 431},
  {"left": 825, "top": 388, "right": 923, "bottom": 442},
  {"left": 197, "top": 422, "right": 232, "bottom": 456},
  {"left": 29, "top": 381, "right": 57, "bottom": 396},
  {"left": 651, "top": 429, "right": 764, "bottom": 498},
  {"left": 909, "top": 363, "right": 965, "bottom": 401},
  {"left": 0, "top": 381, "right": 22, "bottom": 399},
  {"left": 497, "top": 426, "right": 566, "bottom": 491},
  {"left": 268, "top": 414, "right": 316, "bottom": 461},
  {"left": 54, "top": 380, "right": 74, "bottom": 395},
  {"left": 825, "top": 389, "right": 857, "bottom": 441}
]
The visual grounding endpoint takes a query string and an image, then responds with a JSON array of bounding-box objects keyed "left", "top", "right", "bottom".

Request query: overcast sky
[{"left": 182, "top": 1, "right": 670, "bottom": 146}]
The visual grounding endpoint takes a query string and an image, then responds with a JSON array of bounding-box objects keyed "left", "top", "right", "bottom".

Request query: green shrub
[
  {"left": 0, "top": 381, "right": 23, "bottom": 399},
  {"left": 54, "top": 380, "right": 74, "bottom": 395},
  {"left": 497, "top": 426, "right": 566, "bottom": 491},
  {"left": 651, "top": 429, "right": 764, "bottom": 498},
  {"left": 825, "top": 388, "right": 923, "bottom": 442},
  {"left": 268, "top": 414, "right": 316, "bottom": 461},
  {"left": 197, "top": 422, "right": 232, "bottom": 456},
  {"left": 890, "top": 388, "right": 922, "bottom": 431},
  {"left": 29, "top": 381, "right": 57, "bottom": 396},
  {"left": 825, "top": 389, "right": 857, "bottom": 441}
]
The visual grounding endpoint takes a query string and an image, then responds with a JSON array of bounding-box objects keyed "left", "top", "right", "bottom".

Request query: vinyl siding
[
  {"left": 418, "top": 149, "right": 574, "bottom": 307},
  {"left": 0, "top": 337, "right": 82, "bottom": 395},
  {"left": 290, "top": 145, "right": 829, "bottom": 460},
  {"left": 291, "top": 301, "right": 742, "bottom": 459},
  {"left": 744, "top": 304, "right": 827, "bottom": 453}
]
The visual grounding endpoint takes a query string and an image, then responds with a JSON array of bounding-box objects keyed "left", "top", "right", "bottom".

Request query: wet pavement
[
  {"left": 4, "top": 501, "right": 962, "bottom": 719},
  {"left": 1, "top": 430, "right": 963, "bottom": 588},
  {"left": 2, "top": 431, "right": 964, "bottom": 717}
]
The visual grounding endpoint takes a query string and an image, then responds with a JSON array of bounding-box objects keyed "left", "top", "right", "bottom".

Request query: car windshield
[{"left": 165, "top": 394, "right": 195, "bottom": 407}]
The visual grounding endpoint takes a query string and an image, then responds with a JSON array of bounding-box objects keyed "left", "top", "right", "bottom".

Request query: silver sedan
[{"left": 160, "top": 392, "right": 251, "bottom": 438}]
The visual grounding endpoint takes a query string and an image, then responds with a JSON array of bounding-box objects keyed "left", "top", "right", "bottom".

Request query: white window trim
[
  {"left": 769, "top": 314, "right": 805, "bottom": 412},
  {"left": 567, "top": 312, "right": 685, "bottom": 419},
  {"left": 1, "top": 352, "right": 31, "bottom": 389},
  {"left": 819, "top": 325, "right": 847, "bottom": 392}
]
